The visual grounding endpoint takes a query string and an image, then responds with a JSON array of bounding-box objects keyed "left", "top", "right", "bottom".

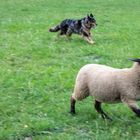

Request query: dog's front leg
[
  {"left": 88, "top": 32, "right": 95, "bottom": 44},
  {"left": 88, "top": 35, "right": 95, "bottom": 44},
  {"left": 82, "top": 31, "right": 95, "bottom": 44},
  {"left": 82, "top": 35, "right": 95, "bottom": 44}
]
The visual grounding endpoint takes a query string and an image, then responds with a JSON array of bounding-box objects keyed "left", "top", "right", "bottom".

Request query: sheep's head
[
  {"left": 129, "top": 58, "right": 140, "bottom": 72},
  {"left": 129, "top": 58, "right": 140, "bottom": 64}
]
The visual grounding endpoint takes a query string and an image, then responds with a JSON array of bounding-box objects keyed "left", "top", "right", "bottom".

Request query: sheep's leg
[
  {"left": 131, "top": 107, "right": 140, "bottom": 117},
  {"left": 95, "top": 100, "right": 112, "bottom": 120},
  {"left": 122, "top": 99, "right": 140, "bottom": 117},
  {"left": 70, "top": 96, "right": 76, "bottom": 114},
  {"left": 70, "top": 84, "right": 89, "bottom": 115}
]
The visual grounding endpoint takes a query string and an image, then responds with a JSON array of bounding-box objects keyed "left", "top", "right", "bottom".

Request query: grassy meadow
[{"left": 0, "top": 0, "right": 140, "bottom": 139}]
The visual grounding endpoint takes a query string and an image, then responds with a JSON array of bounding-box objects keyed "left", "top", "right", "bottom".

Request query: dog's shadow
[{"left": 53, "top": 36, "right": 96, "bottom": 46}]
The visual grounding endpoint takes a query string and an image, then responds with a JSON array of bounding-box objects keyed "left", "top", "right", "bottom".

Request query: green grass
[{"left": 0, "top": 0, "right": 140, "bottom": 139}]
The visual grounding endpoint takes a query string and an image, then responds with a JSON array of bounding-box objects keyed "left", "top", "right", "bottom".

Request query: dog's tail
[{"left": 49, "top": 25, "right": 60, "bottom": 32}]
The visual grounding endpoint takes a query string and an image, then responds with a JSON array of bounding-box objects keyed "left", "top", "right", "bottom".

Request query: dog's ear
[
  {"left": 87, "top": 14, "right": 91, "bottom": 20},
  {"left": 90, "top": 13, "right": 93, "bottom": 17}
]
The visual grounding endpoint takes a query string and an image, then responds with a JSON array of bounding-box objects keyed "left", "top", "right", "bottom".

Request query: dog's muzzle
[{"left": 92, "top": 23, "right": 97, "bottom": 28}]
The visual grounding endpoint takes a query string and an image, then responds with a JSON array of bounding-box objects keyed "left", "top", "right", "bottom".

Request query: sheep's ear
[{"left": 128, "top": 58, "right": 140, "bottom": 63}]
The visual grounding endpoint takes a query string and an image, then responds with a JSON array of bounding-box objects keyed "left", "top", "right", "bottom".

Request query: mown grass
[{"left": 0, "top": 0, "right": 140, "bottom": 139}]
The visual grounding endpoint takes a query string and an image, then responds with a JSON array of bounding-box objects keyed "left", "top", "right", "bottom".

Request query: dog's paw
[{"left": 89, "top": 40, "right": 95, "bottom": 44}]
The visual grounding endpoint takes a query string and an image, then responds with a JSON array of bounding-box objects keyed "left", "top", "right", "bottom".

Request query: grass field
[{"left": 0, "top": 0, "right": 140, "bottom": 139}]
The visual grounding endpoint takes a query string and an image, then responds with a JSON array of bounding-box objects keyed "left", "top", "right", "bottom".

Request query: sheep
[{"left": 70, "top": 58, "right": 140, "bottom": 120}]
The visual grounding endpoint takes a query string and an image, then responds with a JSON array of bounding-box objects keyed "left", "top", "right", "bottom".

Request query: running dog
[{"left": 49, "top": 14, "right": 97, "bottom": 44}]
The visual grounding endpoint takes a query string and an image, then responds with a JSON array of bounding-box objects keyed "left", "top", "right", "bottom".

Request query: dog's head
[{"left": 83, "top": 14, "right": 97, "bottom": 29}]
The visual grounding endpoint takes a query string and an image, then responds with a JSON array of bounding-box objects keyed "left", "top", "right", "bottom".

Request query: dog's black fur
[{"left": 49, "top": 14, "right": 97, "bottom": 44}]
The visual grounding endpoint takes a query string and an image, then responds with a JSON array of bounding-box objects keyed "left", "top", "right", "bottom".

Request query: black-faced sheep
[{"left": 70, "top": 58, "right": 140, "bottom": 119}]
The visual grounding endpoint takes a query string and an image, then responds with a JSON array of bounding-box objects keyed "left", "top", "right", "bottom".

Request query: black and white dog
[{"left": 49, "top": 14, "right": 97, "bottom": 44}]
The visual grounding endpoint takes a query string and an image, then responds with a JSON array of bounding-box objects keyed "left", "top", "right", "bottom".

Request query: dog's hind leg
[
  {"left": 66, "top": 28, "right": 73, "bottom": 39},
  {"left": 57, "top": 31, "right": 65, "bottom": 37}
]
